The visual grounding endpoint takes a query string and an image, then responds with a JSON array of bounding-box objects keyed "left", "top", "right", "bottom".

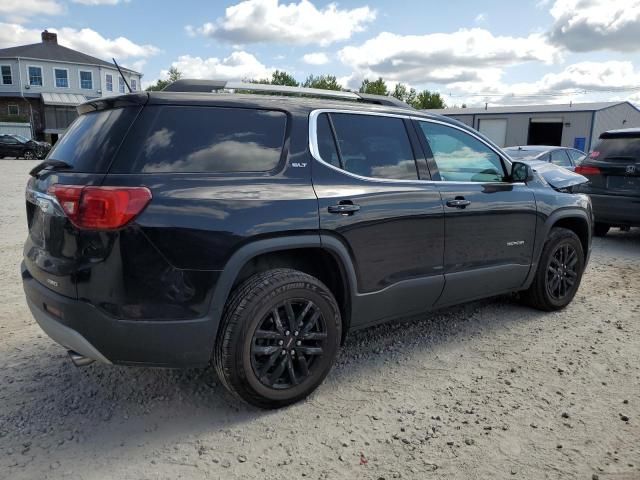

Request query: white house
[{"left": 0, "top": 30, "right": 142, "bottom": 143}]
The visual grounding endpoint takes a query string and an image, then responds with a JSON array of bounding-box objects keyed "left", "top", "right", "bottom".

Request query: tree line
[{"left": 146, "top": 68, "right": 446, "bottom": 109}]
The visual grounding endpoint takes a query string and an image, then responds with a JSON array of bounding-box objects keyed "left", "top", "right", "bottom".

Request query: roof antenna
[{"left": 112, "top": 57, "right": 132, "bottom": 93}]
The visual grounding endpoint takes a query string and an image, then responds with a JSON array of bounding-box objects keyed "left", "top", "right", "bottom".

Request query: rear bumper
[
  {"left": 590, "top": 194, "right": 640, "bottom": 226},
  {"left": 22, "top": 263, "right": 215, "bottom": 367}
]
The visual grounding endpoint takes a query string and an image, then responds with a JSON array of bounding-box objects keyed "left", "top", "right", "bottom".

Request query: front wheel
[
  {"left": 22, "top": 150, "right": 35, "bottom": 160},
  {"left": 214, "top": 268, "right": 341, "bottom": 409},
  {"left": 522, "top": 227, "right": 585, "bottom": 311}
]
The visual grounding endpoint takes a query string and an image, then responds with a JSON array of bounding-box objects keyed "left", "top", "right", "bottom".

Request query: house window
[
  {"left": 54, "top": 68, "right": 69, "bottom": 88},
  {"left": 28, "top": 66, "right": 42, "bottom": 86},
  {"left": 1, "top": 65, "right": 12, "bottom": 85},
  {"left": 119, "top": 77, "right": 125, "bottom": 93},
  {"left": 8, "top": 104, "right": 19, "bottom": 116},
  {"left": 106, "top": 74, "right": 113, "bottom": 91},
  {"left": 79, "top": 70, "right": 93, "bottom": 89},
  {"left": 131, "top": 79, "right": 137, "bottom": 91}
]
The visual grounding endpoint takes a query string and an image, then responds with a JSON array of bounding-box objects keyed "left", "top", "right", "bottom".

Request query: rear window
[
  {"left": 48, "top": 107, "right": 140, "bottom": 173},
  {"left": 112, "top": 106, "right": 287, "bottom": 173},
  {"left": 590, "top": 136, "right": 640, "bottom": 162},
  {"left": 505, "top": 149, "right": 539, "bottom": 160}
]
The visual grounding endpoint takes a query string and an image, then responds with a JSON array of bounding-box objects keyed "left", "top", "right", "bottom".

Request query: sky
[{"left": 1, "top": 0, "right": 640, "bottom": 107}]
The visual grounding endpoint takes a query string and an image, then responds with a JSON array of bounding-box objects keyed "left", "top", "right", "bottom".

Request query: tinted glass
[
  {"left": 590, "top": 136, "right": 640, "bottom": 162},
  {"left": 316, "top": 113, "right": 340, "bottom": 168},
  {"left": 420, "top": 122, "right": 505, "bottom": 182},
  {"left": 48, "top": 107, "right": 141, "bottom": 173},
  {"left": 113, "top": 106, "right": 286, "bottom": 173},
  {"left": 550, "top": 149, "right": 571, "bottom": 166},
  {"left": 329, "top": 113, "right": 417, "bottom": 180}
]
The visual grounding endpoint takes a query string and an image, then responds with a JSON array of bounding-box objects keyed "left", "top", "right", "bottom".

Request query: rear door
[
  {"left": 311, "top": 111, "right": 444, "bottom": 327},
  {"left": 23, "top": 101, "right": 143, "bottom": 298},
  {"left": 414, "top": 119, "right": 537, "bottom": 306}
]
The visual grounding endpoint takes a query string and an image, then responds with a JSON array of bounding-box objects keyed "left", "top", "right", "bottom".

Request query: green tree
[
  {"left": 392, "top": 83, "right": 418, "bottom": 105},
  {"left": 145, "top": 66, "right": 182, "bottom": 91},
  {"left": 253, "top": 70, "right": 299, "bottom": 86},
  {"left": 302, "top": 74, "right": 342, "bottom": 91},
  {"left": 359, "top": 77, "right": 388, "bottom": 96},
  {"left": 411, "top": 90, "right": 446, "bottom": 109}
]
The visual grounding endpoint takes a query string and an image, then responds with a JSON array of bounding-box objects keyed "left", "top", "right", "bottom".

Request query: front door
[
  {"left": 415, "top": 119, "right": 537, "bottom": 306},
  {"left": 311, "top": 111, "right": 445, "bottom": 327}
]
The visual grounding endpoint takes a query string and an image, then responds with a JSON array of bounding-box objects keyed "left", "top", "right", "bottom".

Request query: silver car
[{"left": 504, "top": 145, "right": 585, "bottom": 171}]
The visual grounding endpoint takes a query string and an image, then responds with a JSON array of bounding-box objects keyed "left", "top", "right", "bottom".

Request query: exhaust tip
[{"left": 68, "top": 350, "right": 95, "bottom": 367}]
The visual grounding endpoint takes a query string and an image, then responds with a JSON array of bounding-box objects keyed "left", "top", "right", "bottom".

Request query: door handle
[
  {"left": 446, "top": 198, "right": 471, "bottom": 209},
  {"left": 328, "top": 202, "right": 360, "bottom": 215}
]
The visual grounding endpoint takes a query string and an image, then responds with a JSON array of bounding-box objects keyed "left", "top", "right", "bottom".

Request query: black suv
[
  {"left": 22, "top": 81, "right": 592, "bottom": 408},
  {"left": 575, "top": 129, "right": 640, "bottom": 236},
  {"left": 0, "top": 134, "right": 50, "bottom": 159}
]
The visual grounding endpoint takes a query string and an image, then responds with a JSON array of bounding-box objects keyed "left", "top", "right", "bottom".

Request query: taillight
[
  {"left": 48, "top": 185, "right": 152, "bottom": 230},
  {"left": 574, "top": 165, "right": 601, "bottom": 176}
]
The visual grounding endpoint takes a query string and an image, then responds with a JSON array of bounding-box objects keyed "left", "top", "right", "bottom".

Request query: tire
[
  {"left": 522, "top": 227, "right": 585, "bottom": 311},
  {"left": 23, "top": 150, "right": 35, "bottom": 160},
  {"left": 214, "top": 268, "right": 341, "bottom": 409},
  {"left": 594, "top": 223, "right": 610, "bottom": 237}
]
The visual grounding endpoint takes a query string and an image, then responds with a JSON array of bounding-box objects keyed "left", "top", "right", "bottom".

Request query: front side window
[
  {"left": 54, "top": 68, "right": 69, "bottom": 88},
  {"left": 318, "top": 113, "right": 418, "bottom": 180},
  {"left": 1, "top": 65, "right": 12, "bottom": 85},
  {"left": 550, "top": 149, "right": 571, "bottom": 167},
  {"left": 8, "top": 104, "right": 19, "bottom": 115},
  {"left": 105, "top": 74, "right": 113, "bottom": 91},
  {"left": 79, "top": 71, "right": 93, "bottom": 89},
  {"left": 419, "top": 121, "right": 505, "bottom": 182},
  {"left": 119, "top": 77, "right": 125, "bottom": 93},
  {"left": 28, "top": 66, "right": 42, "bottom": 86},
  {"left": 112, "top": 106, "right": 287, "bottom": 173}
]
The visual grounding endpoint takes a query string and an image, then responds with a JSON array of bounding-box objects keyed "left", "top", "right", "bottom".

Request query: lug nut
[
  {"left": 291, "top": 350, "right": 296, "bottom": 356},
  {"left": 296, "top": 340, "right": 301, "bottom": 346},
  {"left": 285, "top": 330, "right": 290, "bottom": 336},
  {"left": 294, "top": 331, "right": 299, "bottom": 336},
  {"left": 281, "top": 350, "right": 286, "bottom": 355},
  {"left": 278, "top": 340, "right": 284, "bottom": 346}
]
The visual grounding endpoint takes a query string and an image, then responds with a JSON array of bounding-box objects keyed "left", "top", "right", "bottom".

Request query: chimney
[{"left": 41, "top": 30, "right": 58, "bottom": 45}]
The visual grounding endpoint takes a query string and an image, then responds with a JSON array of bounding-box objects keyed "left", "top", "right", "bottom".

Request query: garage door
[{"left": 478, "top": 119, "right": 507, "bottom": 147}]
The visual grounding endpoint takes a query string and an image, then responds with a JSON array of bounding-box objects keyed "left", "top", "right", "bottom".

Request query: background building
[
  {"left": 426, "top": 101, "right": 640, "bottom": 152},
  {"left": 0, "top": 30, "right": 142, "bottom": 143}
]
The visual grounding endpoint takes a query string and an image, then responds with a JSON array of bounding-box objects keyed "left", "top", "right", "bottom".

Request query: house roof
[
  {"left": 425, "top": 101, "right": 636, "bottom": 115},
  {"left": 0, "top": 41, "right": 139, "bottom": 75}
]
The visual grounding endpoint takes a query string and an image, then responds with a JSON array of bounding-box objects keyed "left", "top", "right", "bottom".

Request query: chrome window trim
[{"left": 308, "top": 109, "right": 519, "bottom": 186}]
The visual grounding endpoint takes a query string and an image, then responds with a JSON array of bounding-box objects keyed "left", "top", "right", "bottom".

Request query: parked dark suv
[
  {"left": 575, "top": 129, "right": 640, "bottom": 236},
  {"left": 0, "top": 134, "right": 50, "bottom": 159},
  {"left": 22, "top": 81, "right": 592, "bottom": 408}
]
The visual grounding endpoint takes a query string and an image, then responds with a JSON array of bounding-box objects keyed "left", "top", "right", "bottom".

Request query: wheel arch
[{"left": 206, "top": 235, "right": 357, "bottom": 353}]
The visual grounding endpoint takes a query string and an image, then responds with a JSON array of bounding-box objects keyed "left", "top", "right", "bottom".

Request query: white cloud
[
  {"left": 302, "top": 52, "right": 329, "bottom": 65},
  {"left": 338, "top": 29, "right": 561, "bottom": 87},
  {"left": 167, "top": 51, "right": 273, "bottom": 81},
  {"left": 0, "top": 0, "right": 63, "bottom": 17},
  {"left": 548, "top": 0, "right": 640, "bottom": 52},
  {"left": 71, "top": 0, "right": 129, "bottom": 4},
  {"left": 448, "top": 61, "right": 640, "bottom": 106},
  {"left": 0, "top": 23, "right": 156, "bottom": 73},
  {"left": 474, "top": 13, "right": 487, "bottom": 24},
  {"left": 187, "top": 0, "right": 376, "bottom": 46}
]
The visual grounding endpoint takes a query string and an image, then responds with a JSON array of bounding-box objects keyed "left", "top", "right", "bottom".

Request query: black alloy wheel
[
  {"left": 250, "top": 299, "right": 327, "bottom": 389},
  {"left": 545, "top": 243, "right": 579, "bottom": 301}
]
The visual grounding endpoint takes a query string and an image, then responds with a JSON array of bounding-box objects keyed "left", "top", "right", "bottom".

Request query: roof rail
[{"left": 162, "top": 79, "right": 413, "bottom": 109}]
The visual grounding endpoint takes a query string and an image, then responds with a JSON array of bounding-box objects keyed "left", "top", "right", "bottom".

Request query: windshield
[
  {"left": 13, "top": 134, "right": 30, "bottom": 143},
  {"left": 505, "top": 149, "right": 541, "bottom": 160}
]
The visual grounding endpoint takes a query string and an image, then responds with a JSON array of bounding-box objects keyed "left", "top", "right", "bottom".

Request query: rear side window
[
  {"left": 48, "top": 107, "right": 140, "bottom": 173},
  {"left": 318, "top": 113, "right": 418, "bottom": 180},
  {"left": 591, "top": 136, "right": 640, "bottom": 162},
  {"left": 113, "top": 106, "right": 287, "bottom": 173},
  {"left": 550, "top": 149, "right": 571, "bottom": 167}
]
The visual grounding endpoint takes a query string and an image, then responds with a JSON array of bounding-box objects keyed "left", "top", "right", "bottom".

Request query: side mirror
[{"left": 511, "top": 161, "right": 533, "bottom": 183}]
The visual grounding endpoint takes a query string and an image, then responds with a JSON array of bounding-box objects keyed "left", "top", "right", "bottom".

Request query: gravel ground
[{"left": 0, "top": 159, "right": 638, "bottom": 480}]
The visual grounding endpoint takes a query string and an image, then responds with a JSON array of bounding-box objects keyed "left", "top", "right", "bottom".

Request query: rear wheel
[
  {"left": 594, "top": 223, "right": 610, "bottom": 237},
  {"left": 522, "top": 227, "right": 585, "bottom": 311},
  {"left": 214, "top": 268, "right": 341, "bottom": 409}
]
